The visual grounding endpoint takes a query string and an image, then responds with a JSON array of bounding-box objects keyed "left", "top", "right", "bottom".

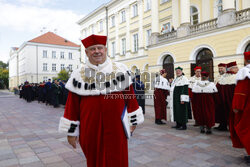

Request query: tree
[
  {"left": 56, "top": 69, "right": 70, "bottom": 81},
  {"left": 0, "top": 68, "right": 9, "bottom": 89},
  {"left": 0, "top": 61, "right": 8, "bottom": 69}
]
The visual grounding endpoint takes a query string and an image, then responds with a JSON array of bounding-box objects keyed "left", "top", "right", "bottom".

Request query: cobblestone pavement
[{"left": 0, "top": 90, "right": 249, "bottom": 167}]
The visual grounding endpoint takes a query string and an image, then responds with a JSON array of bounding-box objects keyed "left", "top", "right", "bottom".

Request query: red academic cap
[
  {"left": 218, "top": 63, "right": 227, "bottom": 67},
  {"left": 194, "top": 66, "right": 202, "bottom": 71},
  {"left": 160, "top": 69, "right": 166, "bottom": 75},
  {"left": 81, "top": 34, "right": 107, "bottom": 48},
  {"left": 244, "top": 51, "right": 250, "bottom": 60},
  {"left": 227, "top": 61, "right": 237, "bottom": 68},
  {"left": 201, "top": 71, "right": 209, "bottom": 77}
]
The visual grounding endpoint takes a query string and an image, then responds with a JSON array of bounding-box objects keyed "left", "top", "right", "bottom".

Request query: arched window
[
  {"left": 163, "top": 55, "right": 174, "bottom": 80},
  {"left": 190, "top": 6, "right": 199, "bottom": 25},
  {"left": 245, "top": 43, "right": 250, "bottom": 52},
  {"left": 195, "top": 48, "right": 214, "bottom": 81}
]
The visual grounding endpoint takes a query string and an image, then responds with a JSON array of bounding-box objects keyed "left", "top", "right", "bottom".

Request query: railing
[
  {"left": 236, "top": 8, "right": 250, "bottom": 23},
  {"left": 190, "top": 18, "right": 217, "bottom": 35},
  {"left": 158, "top": 31, "right": 177, "bottom": 42}
]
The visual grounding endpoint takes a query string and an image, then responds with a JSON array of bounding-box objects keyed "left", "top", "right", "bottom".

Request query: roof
[{"left": 28, "top": 32, "right": 80, "bottom": 47}]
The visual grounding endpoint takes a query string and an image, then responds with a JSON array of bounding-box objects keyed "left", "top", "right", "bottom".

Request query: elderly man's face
[
  {"left": 218, "top": 67, "right": 226, "bottom": 75},
  {"left": 176, "top": 69, "right": 182, "bottom": 77},
  {"left": 85, "top": 44, "right": 107, "bottom": 65},
  {"left": 195, "top": 69, "right": 201, "bottom": 77}
]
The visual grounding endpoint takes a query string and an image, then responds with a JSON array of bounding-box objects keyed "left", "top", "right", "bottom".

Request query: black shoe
[
  {"left": 206, "top": 130, "right": 212, "bottom": 134},
  {"left": 218, "top": 127, "right": 228, "bottom": 131},
  {"left": 155, "top": 119, "right": 165, "bottom": 125},
  {"left": 171, "top": 123, "right": 181, "bottom": 129},
  {"left": 214, "top": 126, "right": 220, "bottom": 130},
  {"left": 244, "top": 156, "right": 250, "bottom": 161},
  {"left": 177, "top": 126, "right": 187, "bottom": 130},
  {"left": 193, "top": 124, "right": 199, "bottom": 127}
]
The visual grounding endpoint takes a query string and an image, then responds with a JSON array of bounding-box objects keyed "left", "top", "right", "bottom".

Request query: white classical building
[{"left": 9, "top": 32, "right": 81, "bottom": 89}]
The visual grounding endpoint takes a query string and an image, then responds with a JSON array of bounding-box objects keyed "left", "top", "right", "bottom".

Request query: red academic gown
[
  {"left": 153, "top": 76, "right": 170, "bottom": 120},
  {"left": 64, "top": 85, "right": 139, "bottom": 167},
  {"left": 215, "top": 82, "right": 227, "bottom": 124},
  {"left": 192, "top": 81, "right": 217, "bottom": 128},
  {"left": 230, "top": 66, "right": 250, "bottom": 155}
]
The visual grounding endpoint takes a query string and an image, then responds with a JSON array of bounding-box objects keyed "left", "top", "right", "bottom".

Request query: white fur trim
[
  {"left": 192, "top": 81, "right": 218, "bottom": 93},
  {"left": 154, "top": 75, "right": 170, "bottom": 90},
  {"left": 172, "top": 75, "right": 189, "bottom": 87},
  {"left": 188, "top": 75, "right": 201, "bottom": 89},
  {"left": 180, "top": 95, "right": 189, "bottom": 102},
  {"left": 218, "top": 73, "right": 236, "bottom": 85},
  {"left": 58, "top": 117, "right": 80, "bottom": 136},
  {"left": 127, "top": 107, "right": 144, "bottom": 126},
  {"left": 65, "top": 58, "right": 133, "bottom": 96},
  {"left": 236, "top": 64, "right": 250, "bottom": 84}
]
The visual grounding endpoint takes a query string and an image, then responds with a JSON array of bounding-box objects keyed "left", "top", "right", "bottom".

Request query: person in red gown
[
  {"left": 214, "top": 63, "right": 228, "bottom": 131},
  {"left": 231, "top": 51, "right": 250, "bottom": 165},
  {"left": 154, "top": 69, "right": 170, "bottom": 124},
  {"left": 58, "top": 34, "right": 144, "bottom": 167},
  {"left": 192, "top": 71, "right": 218, "bottom": 134},
  {"left": 188, "top": 66, "right": 202, "bottom": 126}
]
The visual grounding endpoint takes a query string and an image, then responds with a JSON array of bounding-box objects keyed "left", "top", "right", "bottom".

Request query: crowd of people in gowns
[
  {"left": 153, "top": 51, "right": 250, "bottom": 164},
  {"left": 18, "top": 79, "right": 68, "bottom": 108}
]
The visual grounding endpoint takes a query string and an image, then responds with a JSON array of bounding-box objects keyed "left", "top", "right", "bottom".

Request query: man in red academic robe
[
  {"left": 188, "top": 66, "right": 202, "bottom": 125},
  {"left": 214, "top": 63, "right": 228, "bottom": 131},
  {"left": 192, "top": 71, "right": 218, "bottom": 134},
  {"left": 154, "top": 69, "right": 170, "bottom": 125},
  {"left": 58, "top": 34, "right": 144, "bottom": 167},
  {"left": 231, "top": 51, "right": 250, "bottom": 164}
]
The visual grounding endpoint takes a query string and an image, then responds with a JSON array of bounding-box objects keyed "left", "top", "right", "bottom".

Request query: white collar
[{"left": 86, "top": 58, "right": 111, "bottom": 71}]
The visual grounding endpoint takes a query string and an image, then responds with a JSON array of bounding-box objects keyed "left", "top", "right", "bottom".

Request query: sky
[{"left": 0, "top": 0, "right": 110, "bottom": 63}]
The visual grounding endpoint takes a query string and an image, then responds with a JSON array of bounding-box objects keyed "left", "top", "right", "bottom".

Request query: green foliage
[
  {"left": 56, "top": 69, "right": 70, "bottom": 81},
  {"left": 0, "top": 68, "right": 9, "bottom": 89},
  {"left": 0, "top": 61, "right": 8, "bottom": 69}
]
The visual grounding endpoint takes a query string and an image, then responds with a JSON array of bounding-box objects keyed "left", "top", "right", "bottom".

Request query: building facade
[
  {"left": 78, "top": 0, "right": 250, "bottom": 83},
  {"left": 9, "top": 32, "right": 81, "bottom": 89}
]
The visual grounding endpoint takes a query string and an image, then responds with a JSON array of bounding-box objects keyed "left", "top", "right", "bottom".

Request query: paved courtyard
[{"left": 0, "top": 90, "right": 248, "bottom": 167}]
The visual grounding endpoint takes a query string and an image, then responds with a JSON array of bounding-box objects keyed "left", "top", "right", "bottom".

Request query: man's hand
[
  {"left": 130, "top": 125, "right": 136, "bottom": 135},
  {"left": 181, "top": 101, "right": 184, "bottom": 104},
  {"left": 67, "top": 136, "right": 78, "bottom": 149},
  {"left": 233, "top": 109, "right": 239, "bottom": 113}
]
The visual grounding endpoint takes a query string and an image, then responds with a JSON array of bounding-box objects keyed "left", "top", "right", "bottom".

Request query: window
[
  {"left": 145, "top": 0, "right": 151, "bottom": 11},
  {"left": 146, "top": 29, "right": 152, "bottom": 46},
  {"left": 161, "top": 22, "right": 170, "bottom": 34},
  {"left": 61, "top": 64, "right": 65, "bottom": 71},
  {"left": 99, "top": 21, "right": 103, "bottom": 32},
  {"left": 121, "top": 38, "right": 126, "bottom": 55},
  {"left": 52, "top": 51, "right": 56, "bottom": 59},
  {"left": 190, "top": 6, "right": 199, "bottom": 25},
  {"left": 43, "top": 50, "right": 47, "bottom": 58},
  {"left": 133, "top": 34, "right": 138, "bottom": 52},
  {"left": 218, "top": 0, "right": 223, "bottom": 15},
  {"left": 111, "top": 42, "right": 116, "bottom": 58},
  {"left": 121, "top": 10, "right": 126, "bottom": 23},
  {"left": 111, "top": 16, "right": 115, "bottom": 27},
  {"left": 132, "top": 4, "right": 138, "bottom": 17},
  {"left": 52, "top": 64, "right": 56, "bottom": 71},
  {"left": 68, "top": 64, "right": 73, "bottom": 71},
  {"left": 43, "top": 76, "right": 48, "bottom": 82},
  {"left": 43, "top": 63, "right": 47, "bottom": 71},
  {"left": 68, "top": 52, "right": 72, "bottom": 59},
  {"left": 60, "top": 52, "right": 64, "bottom": 59}
]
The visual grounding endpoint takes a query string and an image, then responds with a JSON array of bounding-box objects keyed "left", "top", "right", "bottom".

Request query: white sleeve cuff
[
  {"left": 58, "top": 117, "right": 80, "bottom": 136},
  {"left": 127, "top": 107, "right": 144, "bottom": 126},
  {"left": 180, "top": 95, "right": 189, "bottom": 102}
]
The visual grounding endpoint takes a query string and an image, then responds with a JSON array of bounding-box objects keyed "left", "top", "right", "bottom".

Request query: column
[
  {"left": 115, "top": 12, "right": 119, "bottom": 58},
  {"left": 151, "top": 0, "right": 159, "bottom": 33},
  {"left": 180, "top": 0, "right": 190, "bottom": 25},
  {"left": 138, "top": 0, "right": 144, "bottom": 53},
  {"left": 150, "top": 0, "right": 159, "bottom": 45},
  {"left": 172, "top": 0, "right": 179, "bottom": 29},
  {"left": 242, "top": 0, "right": 250, "bottom": 9},
  {"left": 202, "top": 0, "right": 210, "bottom": 22},
  {"left": 222, "top": 0, "right": 235, "bottom": 11},
  {"left": 126, "top": 6, "right": 131, "bottom": 57}
]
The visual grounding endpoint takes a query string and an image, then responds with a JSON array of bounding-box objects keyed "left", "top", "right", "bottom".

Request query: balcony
[{"left": 155, "top": 8, "right": 250, "bottom": 44}]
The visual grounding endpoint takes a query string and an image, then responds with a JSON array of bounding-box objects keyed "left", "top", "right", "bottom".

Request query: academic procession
[{"left": 5, "top": 0, "right": 250, "bottom": 166}]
